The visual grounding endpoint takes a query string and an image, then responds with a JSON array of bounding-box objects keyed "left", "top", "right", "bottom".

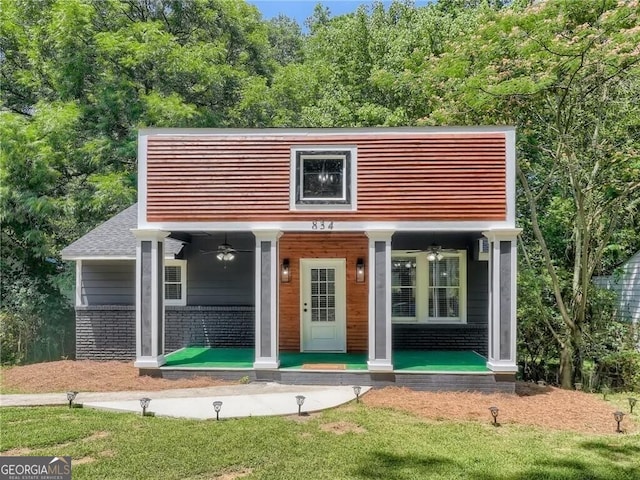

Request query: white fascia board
[
  {"left": 142, "top": 220, "right": 515, "bottom": 233},
  {"left": 138, "top": 126, "right": 516, "bottom": 136}
]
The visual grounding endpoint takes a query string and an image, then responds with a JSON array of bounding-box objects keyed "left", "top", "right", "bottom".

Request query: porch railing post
[
  {"left": 483, "top": 229, "right": 521, "bottom": 374},
  {"left": 365, "top": 230, "right": 395, "bottom": 372},
  {"left": 252, "top": 230, "right": 282, "bottom": 369},
  {"left": 132, "top": 229, "right": 169, "bottom": 368}
]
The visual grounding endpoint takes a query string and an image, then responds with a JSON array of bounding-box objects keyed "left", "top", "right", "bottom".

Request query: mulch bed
[
  {"left": 2, "top": 361, "right": 635, "bottom": 434},
  {"left": 1, "top": 360, "right": 229, "bottom": 393},
  {"left": 362, "top": 383, "right": 635, "bottom": 434}
]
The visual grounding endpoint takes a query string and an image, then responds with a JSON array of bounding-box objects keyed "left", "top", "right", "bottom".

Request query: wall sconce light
[
  {"left": 356, "top": 258, "right": 365, "bottom": 283},
  {"left": 281, "top": 258, "right": 290, "bottom": 283}
]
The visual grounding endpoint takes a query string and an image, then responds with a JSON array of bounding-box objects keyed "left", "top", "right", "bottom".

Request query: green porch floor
[{"left": 163, "top": 348, "right": 489, "bottom": 372}]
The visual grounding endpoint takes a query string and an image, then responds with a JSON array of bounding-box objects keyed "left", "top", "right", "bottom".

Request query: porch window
[
  {"left": 164, "top": 259, "right": 186, "bottom": 306},
  {"left": 391, "top": 251, "right": 466, "bottom": 324},
  {"left": 391, "top": 257, "right": 417, "bottom": 320},
  {"left": 291, "top": 147, "right": 356, "bottom": 210},
  {"left": 428, "top": 255, "right": 461, "bottom": 322}
]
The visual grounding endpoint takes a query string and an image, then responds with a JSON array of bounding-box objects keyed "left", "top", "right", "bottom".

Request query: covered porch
[
  {"left": 148, "top": 347, "right": 510, "bottom": 392},
  {"left": 163, "top": 347, "right": 490, "bottom": 372}
]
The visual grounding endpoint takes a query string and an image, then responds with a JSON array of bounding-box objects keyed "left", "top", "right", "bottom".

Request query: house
[
  {"left": 61, "top": 127, "right": 520, "bottom": 392},
  {"left": 594, "top": 251, "right": 640, "bottom": 329}
]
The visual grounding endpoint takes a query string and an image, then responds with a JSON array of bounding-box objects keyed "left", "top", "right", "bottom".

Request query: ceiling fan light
[
  {"left": 216, "top": 252, "right": 224, "bottom": 261},
  {"left": 427, "top": 252, "right": 436, "bottom": 261}
]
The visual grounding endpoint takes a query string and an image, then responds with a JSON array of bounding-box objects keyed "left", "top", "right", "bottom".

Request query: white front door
[{"left": 300, "top": 259, "right": 346, "bottom": 352}]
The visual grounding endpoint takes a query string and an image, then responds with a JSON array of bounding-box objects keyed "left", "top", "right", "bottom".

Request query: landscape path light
[
  {"left": 628, "top": 398, "right": 637, "bottom": 414},
  {"left": 614, "top": 411, "right": 625, "bottom": 433},
  {"left": 213, "top": 400, "right": 223, "bottom": 421},
  {"left": 140, "top": 397, "right": 151, "bottom": 416},
  {"left": 489, "top": 406, "right": 499, "bottom": 425},
  {"left": 66, "top": 391, "right": 78, "bottom": 408},
  {"left": 296, "top": 395, "right": 306, "bottom": 416},
  {"left": 353, "top": 386, "right": 362, "bottom": 403}
]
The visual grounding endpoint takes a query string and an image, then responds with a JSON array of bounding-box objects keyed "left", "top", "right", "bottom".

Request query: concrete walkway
[{"left": 0, "top": 383, "right": 370, "bottom": 420}]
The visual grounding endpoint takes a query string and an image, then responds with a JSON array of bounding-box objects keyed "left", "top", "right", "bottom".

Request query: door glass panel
[{"left": 310, "top": 267, "right": 336, "bottom": 322}]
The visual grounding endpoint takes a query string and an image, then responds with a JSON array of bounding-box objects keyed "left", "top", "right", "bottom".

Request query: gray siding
[
  {"left": 594, "top": 250, "right": 640, "bottom": 325},
  {"left": 183, "top": 234, "right": 254, "bottom": 306},
  {"left": 81, "top": 261, "right": 135, "bottom": 305},
  {"left": 467, "top": 258, "right": 488, "bottom": 324}
]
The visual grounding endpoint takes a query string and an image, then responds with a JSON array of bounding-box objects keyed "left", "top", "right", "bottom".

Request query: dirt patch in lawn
[
  {"left": 363, "top": 383, "right": 636, "bottom": 434},
  {"left": 0, "top": 448, "right": 33, "bottom": 456},
  {"left": 320, "top": 421, "right": 367, "bottom": 435},
  {"left": 1, "top": 360, "right": 229, "bottom": 393}
]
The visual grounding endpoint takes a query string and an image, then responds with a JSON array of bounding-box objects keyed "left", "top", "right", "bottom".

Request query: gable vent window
[
  {"left": 291, "top": 146, "right": 357, "bottom": 211},
  {"left": 164, "top": 260, "right": 186, "bottom": 306}
]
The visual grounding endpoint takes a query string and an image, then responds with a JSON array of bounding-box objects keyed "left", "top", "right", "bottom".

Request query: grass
[{"left": 1, "top": 405, "right": 639, "bottom": 479}]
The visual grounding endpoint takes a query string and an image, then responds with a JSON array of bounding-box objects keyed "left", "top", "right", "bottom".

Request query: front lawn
[{"left": 1, "top": 405, "right": 638, "bottom": 480}]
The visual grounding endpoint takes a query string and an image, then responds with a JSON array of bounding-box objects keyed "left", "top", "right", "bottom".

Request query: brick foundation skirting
[
  {"left": 75, "top": 305, "right": 255, "bottom": 360},
  {"left": 165, "top": 306, "right": 254, "bottom": 351},
  {"left": 392, "top": 324, "right": 488, "bottom": 357},
  {"left": 76, "top": 305, "right": 136, "bottom": 361}
]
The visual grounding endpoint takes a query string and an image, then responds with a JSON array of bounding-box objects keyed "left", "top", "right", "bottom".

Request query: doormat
[{"left": 301, "top": 363, "right": 347, "bottom": 370}]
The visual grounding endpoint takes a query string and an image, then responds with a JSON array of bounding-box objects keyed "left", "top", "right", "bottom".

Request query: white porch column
[
  {"left": 366, "top": 230, "right": 394, "bottom": 372},
  {"left": 132, "top": 229, "right": 170, "bottom": 368},
  {"left": 483, "top": 229, "right": 522, "bottom": 373},
  {"left": 252, "top": 230, "right": 282, "bottom": 369}
]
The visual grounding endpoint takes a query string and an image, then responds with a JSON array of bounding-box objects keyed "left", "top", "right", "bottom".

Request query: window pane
[
  {"left": 392, "top": 288, "right": 416, "bottom": 317},
  {"left": 302, "top": 158, "right": 344, "bottom": 199},
  {"left": 391, "top": 257, "right": 416, "bottom": 318},
  {"left": 165, "top": 266, "right": 181, "bottom": 283},
  {"left": 429, "top": 288, "right": 459, "bottom": 318},
  {"left": 429, "top": 257, "right": 459, "bottom": 287},
  {"left": 392, "top": 258, "right": 416, "bottom": 286},
  {"left": 165, "top": 284, "right": 181, "bottom": 300}
]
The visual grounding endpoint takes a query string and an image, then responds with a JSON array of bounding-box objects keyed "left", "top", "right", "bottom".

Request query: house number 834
[{"left": 311, "top": 220, "right": 334, "bottom": 230}]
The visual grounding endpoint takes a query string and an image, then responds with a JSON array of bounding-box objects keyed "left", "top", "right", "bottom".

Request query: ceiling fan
[
  {"left": 405, "top": 244, "right": 459, "bottom": 261},
  {"left": 202, "top": 233, "right": 252, "bottom": 262}
]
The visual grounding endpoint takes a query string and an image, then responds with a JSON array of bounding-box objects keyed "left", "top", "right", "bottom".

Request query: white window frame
[
  {"left": 391, "top": 250, "right": 467, "bottom": 324},
  {"left": 290, "top": 145, "right": 357, "bottom": 211},
  {"left": 164, "top": 259, "right": 187, "bottom": 306}
]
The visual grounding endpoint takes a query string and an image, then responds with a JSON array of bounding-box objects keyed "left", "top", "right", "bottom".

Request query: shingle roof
[{"left": 60, "top": 204, "right": 184, "bottom": 259}]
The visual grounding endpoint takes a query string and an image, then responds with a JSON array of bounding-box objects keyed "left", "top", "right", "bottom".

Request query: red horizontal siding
[{"left": 145, "top": 133, "right": 507, "bottom": 222}]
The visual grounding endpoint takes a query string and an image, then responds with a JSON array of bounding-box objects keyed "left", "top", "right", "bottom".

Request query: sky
[{"left": 247, "top": 0, "right": 430, "bottom": 26}]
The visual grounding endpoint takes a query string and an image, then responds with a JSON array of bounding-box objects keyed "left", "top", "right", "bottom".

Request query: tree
[
  {"left": 424, "top": 0, "right": 640, "bottom": 387},
  {"left": 0, "top": 0, "right": 274, "bottom": 363}
]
